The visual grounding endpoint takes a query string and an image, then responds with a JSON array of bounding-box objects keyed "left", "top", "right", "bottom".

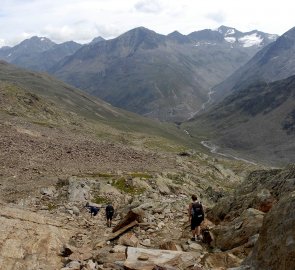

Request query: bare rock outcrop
[
  {"left": 244, "top": 191, "right": 295, "bottom": 270},
  {"left": 0, "top": 203, "right": 74, "bottom": 270},
  {"left": 213, "top": 208, "right": 265, "bottom": 251}
]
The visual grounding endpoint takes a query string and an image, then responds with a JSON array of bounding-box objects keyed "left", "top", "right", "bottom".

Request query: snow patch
[
  {"left": 238, "top": 33, "right": 263, "bottom": 47},
  {"left": 225, "top": 37, "right": 236, "bottom": 43},
  {"left": 8, "top": 53, "right": 12, "bottom": 57},
  {"left": 41, "top": 37, "right": 45, "bottom": 41},
  {"left": 195, "top": 42, "right": 216, "bottom": 47},
  {"left": 226, "top": 29, "right": 235, "bottom": 36}
]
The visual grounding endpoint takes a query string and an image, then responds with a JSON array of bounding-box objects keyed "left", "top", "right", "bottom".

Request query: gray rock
[
  {"left": 68, "top": 178, "right": 91, "bottom": 202},
  {"left": 40, "top": 186, "right": 57, "bottom": 197},
  {"left": 65, "top": 260, "right": 81, "bottom": 269}
]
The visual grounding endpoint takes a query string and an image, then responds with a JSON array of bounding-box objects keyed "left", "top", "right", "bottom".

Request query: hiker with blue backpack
[
  {"left": 85, "top": 202, "right": 100, "bottom": 217},
  {"left": 188, "top": 194, "right": 204, "bottom": 241}
]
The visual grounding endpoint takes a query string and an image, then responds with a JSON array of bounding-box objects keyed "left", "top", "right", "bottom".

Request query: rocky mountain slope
[
  {"left": 0, "top": 36, "right": 82, "bottom": 72},
  {"left": 0, "top": 60, "right": 267, "bottom": 269},
  {"left": 208, "top": 164, "right": 295, "bottom": 270},
  {"left": 183, "top": 74, "right": 295, "bottom": 166},
  {"left": 49, "top": 26, "right": 276, "bottom": 121},
  {"left": 213, "top": 26, "right": 295, "bottom": 102}
]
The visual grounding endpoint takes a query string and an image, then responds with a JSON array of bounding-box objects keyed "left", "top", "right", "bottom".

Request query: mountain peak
[
  {"left": 188, "top": 29, "right": 224, "bottom": 42},
  {"left": 18, "top": 36, "right": 56, "bottom": 50},
  {"left": 124, "top": 26, "right": 159, "bottom": 37},
  {"left": 89, "top": 36, "right": 105, "bottom": 45},
  {"left": 217, "top": 25, "right": 238, "bottom": 36},
  {"left": 167, "top": 31, "right": 190, "bottom": 43},
  {"left": 117, "top": 26, "right": 165, "bottom": 50}
]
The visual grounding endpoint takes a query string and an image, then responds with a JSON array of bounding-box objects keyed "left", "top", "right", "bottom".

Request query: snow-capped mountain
[
  {"left": 0, "top": 26, "right": 278, "bottom": 121},
  {"left": 216, "top": 25, "right": 278, "bottom": 47}
]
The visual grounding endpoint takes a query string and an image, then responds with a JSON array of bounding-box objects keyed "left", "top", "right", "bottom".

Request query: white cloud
[
  {"left": 134, "top": 0, "right": 164, "bottom": 13},
  {"left": 0, "top": 39, "right": 5, "bottom": 47},
  {"left": 0, "top": 0, "right": 295, "bottom": 47}
]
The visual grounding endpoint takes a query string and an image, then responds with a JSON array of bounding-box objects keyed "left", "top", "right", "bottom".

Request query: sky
[{"left": 1, "top": 0, "right": 295, "bottom": 47}]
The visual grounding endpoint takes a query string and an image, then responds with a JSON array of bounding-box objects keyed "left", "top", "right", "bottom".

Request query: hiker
[
  {"left": 105, "top": 204, "right": 114, "bottom": 227},
  {"left": 85, "top": 202, "right": 100, "bottom": 217},
  {"left": 188, "top": 194, "right": 204, "bottom": 241}
]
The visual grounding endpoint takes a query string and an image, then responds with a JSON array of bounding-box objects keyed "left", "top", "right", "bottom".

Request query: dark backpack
[
  {"left": 191, "top": 202, "right": 204, "bottom": 220},
  {"left": 106, "top": 204, "right": 114, "bottom": 214},
  {"left": 89, "top": 206, "right": 99, "bottom": 216}
]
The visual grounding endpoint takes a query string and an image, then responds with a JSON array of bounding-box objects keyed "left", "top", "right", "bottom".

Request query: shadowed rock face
[
  {"left": 245, "top": 191, "right": 295, "bottom": 270},
  {"left": 207, "top": 166, "right": 295, "bottom": 223},
  {"left": 207, "top": 165, "right": 295, "bottom": 269}
]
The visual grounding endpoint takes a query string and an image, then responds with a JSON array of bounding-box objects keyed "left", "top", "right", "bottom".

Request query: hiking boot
[{"left": 191, "top": 237, "right": 196, "bottom": 241}]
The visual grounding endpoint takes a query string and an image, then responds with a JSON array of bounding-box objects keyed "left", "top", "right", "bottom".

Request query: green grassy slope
[{"left": 0, "top": 61, "right": 198, "bottom": 152}]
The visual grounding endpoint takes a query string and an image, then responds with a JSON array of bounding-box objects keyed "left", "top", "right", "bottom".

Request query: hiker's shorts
[
  {"left": 106, "top": 211, "right": 114, "bottom": 220},
  {"left": 191, "top": 217, "right": 203, "bottom": 230}
]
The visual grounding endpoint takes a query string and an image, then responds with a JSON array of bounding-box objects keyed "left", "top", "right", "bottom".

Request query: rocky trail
[
  {"left": 0, "top": 155, "right": 253, "bottom": 270},
  {"left": 1, "top": 118, "right": 294, "bottom": 269},
  {"left": 1, "top": 163, "right": 295, "bottom": 270}
]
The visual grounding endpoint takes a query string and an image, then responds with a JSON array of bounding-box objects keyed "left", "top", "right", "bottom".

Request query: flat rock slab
[
  {"left": 0, "top": 203, "right": 74, "bottom": 270},
  {"left": 124, "top": 247, "right": 198, "bottom": 270}
]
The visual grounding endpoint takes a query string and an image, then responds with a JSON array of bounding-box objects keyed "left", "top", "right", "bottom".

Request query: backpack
[
  {"left": 90, "top": 206, "right": 99, "bottom": 216},
  {"left": 106, "top": 204, "right": 114, "bottom": 214},
  {"left": 191, "top": 201, "right": 204, "bottom": 220}
]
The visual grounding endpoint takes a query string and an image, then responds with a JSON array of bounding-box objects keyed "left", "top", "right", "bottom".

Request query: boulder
[
  {"left": 68, "top": 178, "right": 91, "bottom": 202},
  {"left": 201, "top": 252, "right": 242, "bottom": 269},
  {"left": 245, "top": 191, "right": 295, "bottom": 270},
  {"left": 0, "top": 204, "right": 74, "bottom": 270},
  {"left": 159, "top": 241, "right": 178, "bottom": 251},
  {"left": 212, "top": 208, "right": 264, "bottom": 251},
  {"left": 40, "top": 186, "right": 57, "bottom": 197},
  {"left": 124, "top": 247, "right": 198, "bottom": 270},
  {"left": 118, "top": 232, "right": 139, "bottom": 247},
  {"left": 68, "top": 247, "right": 93, "bottom": 261},
  {"left": 113, "top": 208, "right": 144, "bottom": 233},
  {"left": 107, "top": 220, "right": 138, "bottom": 241}
]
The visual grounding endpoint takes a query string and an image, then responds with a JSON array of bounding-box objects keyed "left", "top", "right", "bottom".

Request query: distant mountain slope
[
  {"left": 0, "top": 61, "right": 194, "bottom": 150},
  {"left": 51, "top": 26, "right": 276, "bottom": 121},
  {"left": 213, "top": 26, "right": 295, "bottom": 102},
  {"left": 183, "top": 75, "right": 295, "bottom": 165},
  {"left": 0, "top": 37, "right": 82, "bottom": 72}
]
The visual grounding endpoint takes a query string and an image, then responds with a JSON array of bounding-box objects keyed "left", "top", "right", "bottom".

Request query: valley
[{"left": 0, "top": 22, "right": 295, "bottom": 270}]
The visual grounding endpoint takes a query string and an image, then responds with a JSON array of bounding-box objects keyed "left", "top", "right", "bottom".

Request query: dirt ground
[{"left": 0, "top": 117, "right": 177, "bottom": 202}]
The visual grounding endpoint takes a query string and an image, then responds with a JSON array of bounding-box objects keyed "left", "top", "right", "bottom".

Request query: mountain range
[
  {"left": 3, "top": 25, "right": 295, "bottom": 165},
  {"left": 0, "top": 26, "right": 277, "bottom": 121},
  {"left": 212, "top": 26, "right": 295, "bottom": 102},
  {"left": 0, "top": 37, "right": 82, "bottom": 72},
  {"left": 183, "top": 27, "right": 295, "bottom": 165}
]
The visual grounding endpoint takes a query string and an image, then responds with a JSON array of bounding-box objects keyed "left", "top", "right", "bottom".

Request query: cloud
[
  {"left": 1, "top": 0, "right": 295, "bottom": 47},
  {"left": 134, "top": 0, "right": 163, "bottom": 13},
  {"left": 0, "top": 39, "right": 5, "bottom": 47},
  {"left": 206, "top": 11, "right": 226, "bottom": 24}
]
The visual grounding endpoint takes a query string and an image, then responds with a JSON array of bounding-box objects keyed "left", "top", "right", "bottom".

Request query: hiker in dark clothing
[
  {"left": 188, "top": 194, "right": 204, "bottom": 241},
  {"left": 106, "top": 204, "right": 114, "bottom": 227},
  {"left": 85, "top": 202, "right": 100, "bottom": 217}
]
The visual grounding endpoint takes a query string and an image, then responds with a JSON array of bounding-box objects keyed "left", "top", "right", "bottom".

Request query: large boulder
[
  {"left": 244, "top": 191, "right": 295, "bottom": 270},
  {"left": 208, "top": 165, "right": 295, "bottom": 223},
  {"left": 212, "top": 208, "right": 265, "bottom": 251},
  {"left": 0, "top": 203, "right": 74, "bottom": 269},
  {"left": 124, "top": 247, "right": 199, "bottom": 270}
]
